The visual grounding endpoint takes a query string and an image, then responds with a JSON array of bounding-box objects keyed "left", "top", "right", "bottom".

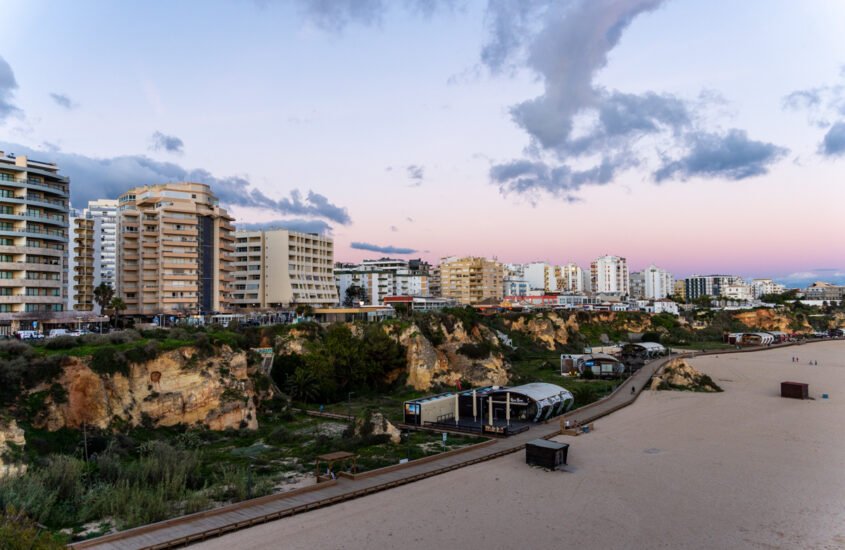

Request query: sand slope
[{"left": 200, "top": 342, "right": 845, "bottom": 550}]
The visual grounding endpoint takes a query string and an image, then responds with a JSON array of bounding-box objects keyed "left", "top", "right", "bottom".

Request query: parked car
[{"left": 15, "top": 330, "right": 44, "bottom": 340}]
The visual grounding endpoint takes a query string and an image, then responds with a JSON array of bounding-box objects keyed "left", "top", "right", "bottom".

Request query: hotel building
[
  {"left": 590, "top": 255, "right": 630, "bottom": 295},
  {"left": 116, "top": 183, "right": 234, "bottom": 316},
  {"left": 0, "top": 152, "right": 70, "bottom": 332},
  {"left": 231, "top": 228, "right": 338, "bottom": 309}
]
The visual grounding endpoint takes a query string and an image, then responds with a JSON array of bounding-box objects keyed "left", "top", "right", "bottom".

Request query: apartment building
[
  {"left": 684, "top": 274, "right": 742, "bottom": 300},
  {"left": 71, "top": 199, "right": 118, "bottom": 312},
  {"left": 335, "top": 258, "right": 430, "bottom": 305},
  {"left": 559, "top": 262, "right": 584, "bottom": 293},
  {"left": 231, "top": 228, "right": 337, "bottom": 309},
  {"left": 643, "top": 264, "right": 674, "bottom": 300},
  {"left": 750, "top": 278, "right": 786, "bottom": 299},
  {"left": 0, "top": 152, "right": 70, "bottom": 332},
  {"left": 438, "top": 256, "right": 504, "bottom": 305},
  {"left": 116, "top": 182, "right": 234, "bottom": 317},
  {"left": 590, "top": 255, "right": 629, "bottom": 295}
]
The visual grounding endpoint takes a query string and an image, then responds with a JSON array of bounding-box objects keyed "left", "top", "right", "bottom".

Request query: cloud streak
[
  {"left": 406, "top": 164, "right": 425, "bottom": 185},
  {"left": 235, "top": 218, "right": 332, "bottom": 235},
  {"left": 50, "top": 92, "right": 78, "bottom": 110},
  {"left": 350, "top": 241, "right": 418, "bottom": 254},
  {"left": 150, "top": 131, "right": 184, "bottom": 154}
]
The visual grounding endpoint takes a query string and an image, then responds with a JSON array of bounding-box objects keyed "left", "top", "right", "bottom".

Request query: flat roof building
[{"left": 116, "top": 182, "right": 234, "bottom": 316}]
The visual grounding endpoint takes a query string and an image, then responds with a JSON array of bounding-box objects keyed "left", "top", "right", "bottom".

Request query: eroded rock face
[
  {"left": 0, "top": 419, "right": 26, "bottom": 478},
  {"left": 651, "top": 359, "right": 722, "bottom": 392},
  {"left": 396, "top": 321, "right": 510, "bottom": 391},
  {"left": 504, "top": 312, "right": 578, "bottom": 350},
  {"left": 37, "top": 346, "right": 257, "bottom": 432},
  {"left": 356, "top": 411, "right": 401, "bottom": 444},
  {"left": 732, "top": 309, "right": 811, "bottom": 333}
]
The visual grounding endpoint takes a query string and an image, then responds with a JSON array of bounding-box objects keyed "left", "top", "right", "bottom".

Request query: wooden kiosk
[{"left": 315, "top": 451, "right": 358, "bottom": 482}]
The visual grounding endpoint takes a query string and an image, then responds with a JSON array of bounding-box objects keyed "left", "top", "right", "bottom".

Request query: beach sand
[{"left": 201, "top": 341, "right": 845, "bottom": 549}]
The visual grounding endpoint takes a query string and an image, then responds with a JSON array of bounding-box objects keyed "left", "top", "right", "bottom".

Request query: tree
[
  {"left": 93, "top": 282, "right": 114, "bottom": 313},
  {"left": 0, "top": 507, "right": 66, "bottom": 549},
  {"left": 343, "top": 285, "right": 368, "bottom": 307},
  {"left": 294, "top": 304, "right": 314, "bottom": 318},
  {"left": 109, "top": 297, "right": 126, "bottom": 328}
]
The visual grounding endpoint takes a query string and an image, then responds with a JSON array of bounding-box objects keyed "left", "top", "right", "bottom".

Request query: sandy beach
[{"left": 201, "top": 341, "right": 845, "bottom": 550}]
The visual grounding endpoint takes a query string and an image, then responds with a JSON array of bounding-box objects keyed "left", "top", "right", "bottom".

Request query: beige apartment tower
[
  {"left": 0, "top": 152, "right": 69, "bottom": 332},
  {"left": 438, "top": 256, "right": 504, "bottom": 305},
  {"left": 117, "top": 183, "right": 234, "bottom": 316},
  {"left": 232, "top": 228, "right": 338, "bottom": 308}
]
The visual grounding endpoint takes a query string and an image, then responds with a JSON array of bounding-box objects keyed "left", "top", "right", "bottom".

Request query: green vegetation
[{"left": 0, "top": 507, "right": 66, "bottom": 549}]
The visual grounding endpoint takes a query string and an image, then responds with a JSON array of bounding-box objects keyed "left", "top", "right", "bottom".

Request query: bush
[
  {"left": 90, "top": 348, "right": 129, "bottom": 377},
  {"left": 0, "top": 506, "right": 67, "bottom": 549},
  {"left": 457, "top": 341, "right": 493, "bottom": 359},
  {"left": 43, "top": 336, "right": 79, "bottom": 350}
]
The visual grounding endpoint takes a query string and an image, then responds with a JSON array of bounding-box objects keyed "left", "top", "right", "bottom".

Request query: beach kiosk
[{"left": 525, "top": 439, "right": 569, "bottom": 470}]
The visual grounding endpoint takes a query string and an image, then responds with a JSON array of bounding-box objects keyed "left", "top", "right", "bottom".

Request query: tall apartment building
[
  {"left": 71, "top": 199, "right": 118, "bottom": 312},
  {"left": 231, "top": 228, "right": 337, "bottom": 308},
  {"left": 672, "top": 279, "right": 686, "bottom": 301},
  {"left": 439, "top": 256, "right": 504, "bottom": 305},
  {"left": 629, "top": 271, "right": 646, "bottom": 299},
  {"left": 590, "top": 255, "right": 629, "bottom": 295},
  {"left": 116, "top": 183, "right": 234, "bottom": 316},
  {"left": 643, "top": 264, "right": 674, "bottom": 300},
  {"left": 684, "top": 274, "right": 742, "bottom": 301},
  {"left": 334, "top": 258, "right": 430, "bottom": 305},
  {"left": 750, "top": 278, "right": 786, "bottom": 299},
  {"left": 559, "top": 262, "right": 584, "bottom": 293},
  {"left": 0, "top": 152, "right": 69, "bottom": 331}
]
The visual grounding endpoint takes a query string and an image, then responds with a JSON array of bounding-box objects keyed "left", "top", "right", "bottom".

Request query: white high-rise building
[
  {"left": 72, "top": 199, "right": 118, "bottom": 312},
  {"left": 643, "top": 264, "right": 674, "bottom": 300},
  {"left": 750, "top": 278, "right": 786, "bottom": 299},
  {"left": 334, "top": 258, "right": 430, "bottom": 305},
  {"left": 590, "top": 255, "right": 630, "bottom": 295}
]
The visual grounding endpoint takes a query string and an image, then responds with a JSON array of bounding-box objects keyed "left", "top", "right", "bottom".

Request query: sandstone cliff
[
  {"left": 503, "top": 311, "right": 653, "bottom": 350},
  {"left": 35, "top": 346, "right": 257, "bottom": 432},
  {"left": 396, "top": 321, "right": 510, "bottom": 391},
  {"left": 732, "top": 309, "right": 812, "bottom": 333}
]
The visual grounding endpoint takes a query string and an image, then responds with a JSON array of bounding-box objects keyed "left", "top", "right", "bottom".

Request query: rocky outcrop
[
  {"left": 0, "top": 419, "right": 26, "bottom": 478},
  {"left": 397, "top": 321, "right": 510, "bottom": 391},
  {"left": 651, "top": 359, "right": 722, "bottom": 392},
  {"left": 732, "top": 309, "right": 812, "bottom": 333},
  {"left": 504, "top": 312, "right": 577, "bottom": 350},
  {"left": 356, "top": 411, "right": 401, "bottom": 444},
  {"left": 36, "top": 346, "right": 257, "bottom": 432}
]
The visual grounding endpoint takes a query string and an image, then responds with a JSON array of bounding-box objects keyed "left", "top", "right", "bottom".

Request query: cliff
[
  {"left": 34, "top": 345, "right": 257, "bottom": 432},
  {"left": 732, "top": 309, "right": 812, "bottom": 333},
  {"left": 397, "top": 320, "right": 510, "bottom": 391},
  {"left": 503, "top": 311, "right": 653, "bottom": 350}
]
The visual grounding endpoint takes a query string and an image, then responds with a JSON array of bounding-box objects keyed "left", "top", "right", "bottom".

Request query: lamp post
[{"left": 347, "top": 391, "right": 355, "bottom": 421}]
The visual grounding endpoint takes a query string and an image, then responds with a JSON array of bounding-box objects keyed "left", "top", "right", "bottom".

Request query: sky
[{"left": 0, "top": 0, "right": 844, "bottom": 285}]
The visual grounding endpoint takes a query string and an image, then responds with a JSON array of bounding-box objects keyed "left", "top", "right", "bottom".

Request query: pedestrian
[{"left": 631, "top": 385, "right": 636, "bottom": 395}]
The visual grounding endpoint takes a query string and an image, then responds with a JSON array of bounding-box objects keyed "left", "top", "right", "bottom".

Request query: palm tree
[
  {"left": 93, "top": 283, "right": 115, "bottom": 314},
  {"left": 109, "top": 297, "right": 126, "bottom": 329}
]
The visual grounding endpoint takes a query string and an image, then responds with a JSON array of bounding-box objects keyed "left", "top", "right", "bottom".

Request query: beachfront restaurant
[
  {"left": 621, "top": 342, "right": 667, "bottom": 360},
  {"left": 403, "top": 383, "right": 574, "bottom": 431},
  {"left": 561, "top": 353, "right": 626, "bottom": 377}
]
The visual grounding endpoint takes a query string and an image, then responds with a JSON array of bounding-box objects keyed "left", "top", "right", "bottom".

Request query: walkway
[{"left": 72, "top": 341, "right": 818, "bottom": 549}]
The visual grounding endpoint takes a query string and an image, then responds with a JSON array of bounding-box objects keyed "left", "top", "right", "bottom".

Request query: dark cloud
[
  {"left": 0, "top": 141, "right": 351, "bottom": 225},
  {"left": 0, "top": 56, "right": 21, "bottom": 122},
  {"left": 406, "top": 164, "right": 425, "bottom": 185},
  {"left": 150, "top": 131, "right": 184, "bottom": 154},
  {"left": 782, "top": 89, "right": 823, "bottom": 112},
  {"left": 820, "top": 122, "right": 845, "bottom": 157},
  {"left": 390, "top": 225, "right": 398, "bottom": 232},
  {"left": 654, "top": 130, "right": 787, "bottom": 182},
  {"left": 235, "top": 219, "right": 332, "bottom": 235},
  {"left": 351, "top": 242, "right": 418, "bottom": 255},
  {"left": 49, "top": 92, "right": 78, "bottom": 110},
  {"left": 490, "top": 158, "right": 619, "bottom": 202},
  {"left": 484, "top": 0, "right": 786, "bottom": 199}
]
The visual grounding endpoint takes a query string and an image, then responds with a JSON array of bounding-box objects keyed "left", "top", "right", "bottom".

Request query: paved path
[{"left": 70, "top": 344, "right": 793, "bottom": 549}]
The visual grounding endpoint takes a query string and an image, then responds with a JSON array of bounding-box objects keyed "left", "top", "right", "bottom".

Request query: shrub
[
  {"left": 0, "top": 506, "right": 67, "bottom": 549},
  {"left": 457, "top": 341, "right": 492, "bottom": 359},
  {"left": 43, "top": 336, "right": 78, "bottom": 350},
  {"left": 90, "top": 348, "right": 129, "bottom": 377}
]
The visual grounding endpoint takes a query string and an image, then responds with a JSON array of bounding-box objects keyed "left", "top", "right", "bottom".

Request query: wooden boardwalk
[{"left": 73, "top": 341, "right": 824, "bottom": 549}]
